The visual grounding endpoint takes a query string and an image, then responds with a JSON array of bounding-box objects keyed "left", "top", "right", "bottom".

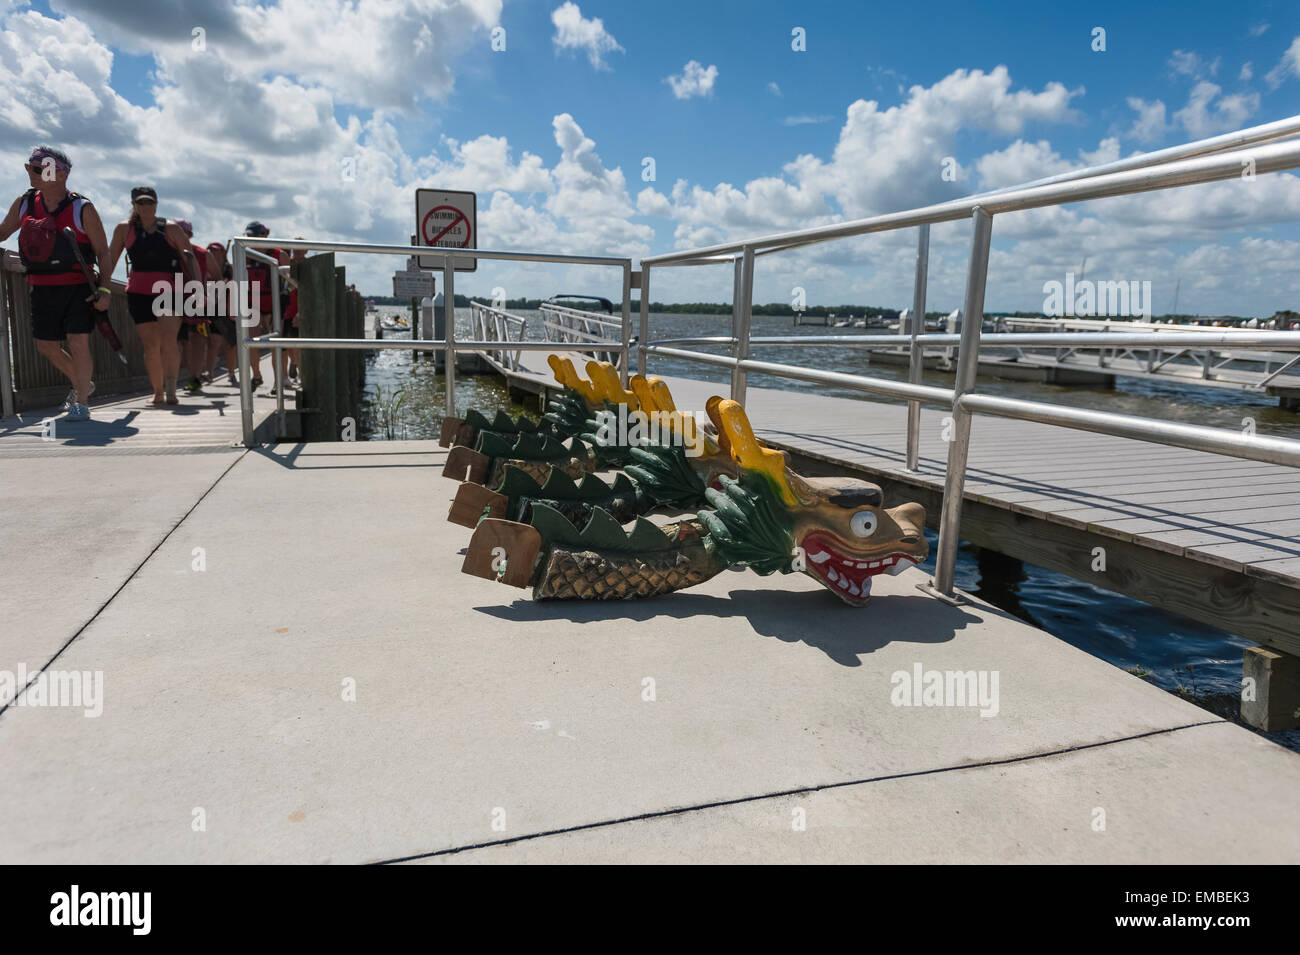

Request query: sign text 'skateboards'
[{"left": 416, "top": 189, "right": 476, "bottom": 272}]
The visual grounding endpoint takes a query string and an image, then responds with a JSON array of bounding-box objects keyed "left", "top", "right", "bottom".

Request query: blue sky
[{"left": 3, "top": 0, "right": 1300, "bottom": 314}]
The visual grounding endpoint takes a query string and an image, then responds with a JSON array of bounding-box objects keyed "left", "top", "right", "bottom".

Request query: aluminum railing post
[
  {"left": 234, "top": 243, "right": 255, "bottom": 447},
  {"left": 443, "top": 257, "right": 456, "bottom": 416},
  {"left": 731, "top": 246, "right": 755, "bottom": 403},
  {"left": 730, "top": 254, "right": 743, "bottom": 381},
  {"left": 906, "top": 224, "right": 930, "bottom": 471},
  {"left": 0, "top": 266, "right": 16, "bottom": 420},
  {"left": 928, "top": 207, "right": 993, "bottom": 602},
  {"left": 620, "top": 262, "right": 632, "bottom": 385},
  {"left": 637, "top": 265, "right": 650, "bottom": 376},
  {"left": 271, "top": 262, "right": 284, "bottom": 432}
]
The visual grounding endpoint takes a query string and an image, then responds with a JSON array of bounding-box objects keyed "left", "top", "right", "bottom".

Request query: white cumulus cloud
[
  {"left": 550, "top": 1, "right": 623, "bottom": 70},
  {"left": 667, "top": 61, "right": 718, "bottom": 100}
]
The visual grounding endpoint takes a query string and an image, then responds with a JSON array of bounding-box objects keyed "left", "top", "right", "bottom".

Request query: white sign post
[
  {"left": 416, "top": 188, "right": 477, "bottom": 271},
  {"left": 393, "top": 270, "right": 434, "bottom": 299}
]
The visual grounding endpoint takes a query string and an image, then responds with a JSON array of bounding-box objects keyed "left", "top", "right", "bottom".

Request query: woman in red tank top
[{"left": 106, "top": 187, "right": 199, "bottom": 405}]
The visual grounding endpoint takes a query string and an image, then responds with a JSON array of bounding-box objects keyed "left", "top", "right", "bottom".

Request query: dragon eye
[{"left": 850, "top": 510, "right": 878, "bottom": 538}]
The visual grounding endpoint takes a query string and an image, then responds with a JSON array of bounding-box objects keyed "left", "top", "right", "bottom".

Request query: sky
[{"left": 2, "top": 0, "right": 1300, "bottom": 316}]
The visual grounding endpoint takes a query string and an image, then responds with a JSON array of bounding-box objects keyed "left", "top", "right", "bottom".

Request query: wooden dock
[{"left": 0, "top": 353, "right": 281, "bottom": 454}]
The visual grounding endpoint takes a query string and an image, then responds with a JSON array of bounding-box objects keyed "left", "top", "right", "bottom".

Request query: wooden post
[
  {"left": 298, "top": 252, "right": 337, "bottom": 442},
  {"left": 410, "top": 297, "right": 419, "bottom": 359},
  {"left": 333, "top": 266, "right": 348, "bottom": 439},
  {"left": 1242, "top": 646, "right": 1300, "bottom": 731},
  {"left": 350, "top": 292, "right": 363, "bottom": 425}
]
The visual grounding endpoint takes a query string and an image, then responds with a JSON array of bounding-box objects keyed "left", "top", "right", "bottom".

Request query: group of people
[{"left": 0, "top": 145, "right": 301, "bottom": 421}]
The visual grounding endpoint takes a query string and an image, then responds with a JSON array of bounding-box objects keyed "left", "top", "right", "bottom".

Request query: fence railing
[
  {"left": 637, "top": 117, "right": 1300, "bottom": 601},
  {"left": 231, "top": 238, "right": 633, "bottom": 445},
  {"left": 0, "top": 251, "right": 152, "bottom": 416},
  {"left": 539, "top": 302, "right": 623, "bottom": 366},
  {"left": 469, "top": 302, "right": 527, "bottom": 371}
]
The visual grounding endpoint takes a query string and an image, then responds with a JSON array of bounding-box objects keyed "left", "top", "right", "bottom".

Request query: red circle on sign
[{"left": 422, "top": 205, "right": 472, "bottom": 248}]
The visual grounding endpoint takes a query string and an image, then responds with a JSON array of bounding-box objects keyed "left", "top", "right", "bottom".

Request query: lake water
[{"left": 363, "top": 307, "right": 1299, "bottom": 747}]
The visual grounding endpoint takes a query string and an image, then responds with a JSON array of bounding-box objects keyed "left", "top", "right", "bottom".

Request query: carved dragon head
[{"left": 700, "top": 399, "right": 929, "bottom": 606}]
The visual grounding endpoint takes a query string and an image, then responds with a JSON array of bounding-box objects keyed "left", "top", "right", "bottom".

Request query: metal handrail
[
  {"left": 539, "top": 302, "right": 624, "bottom": 330},
  {"left": 644, "top": 346, "right": 956, "bottom": 405},
  {"left": 540, "top": 301, "right": 624, "bottom": 366},
  {"left": 232, "top": 241, "right": 634, "bottom": 445},
  {"left": 959, "top": 393, "right": 1300, "bottom": 467},
  {"left": 645, "top": 332, "right": 1300, "bottom": 349},
  {"left": 643, "top": 133, "right": 1300, "bottom": 265},
  {"left": 636, "top": 119, "right": 1300, "bottom": 602},
  {"left": 469, "top": 302, "right": 527, "bottom": 371}
]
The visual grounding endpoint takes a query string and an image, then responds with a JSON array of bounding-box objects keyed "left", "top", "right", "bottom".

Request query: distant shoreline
[{"left": 365, "top": 294, "right": 1295, "bottom": 325}]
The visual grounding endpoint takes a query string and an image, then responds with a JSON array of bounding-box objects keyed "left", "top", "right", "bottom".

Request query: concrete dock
[{"left": 2, "top": 426, "right": 1298, "bottom": 863}]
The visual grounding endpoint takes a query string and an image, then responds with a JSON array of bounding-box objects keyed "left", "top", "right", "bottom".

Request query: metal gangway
[
  {"left": 468, "top": 302, "right": 528, "bottom": 372},
  {"left": 539, "top": 301, "right": 623, "bottom": 368},
  {"left": 993, "top": 316, "right": 1300, "bottom": 401}
]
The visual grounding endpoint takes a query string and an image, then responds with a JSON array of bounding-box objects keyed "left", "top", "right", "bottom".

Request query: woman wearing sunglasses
[
  {"left": 0, "top": 146, "right": 112, "bottom": 421},
  {"left": 105, "top": 187, "right": 200, "bottom": 405}
]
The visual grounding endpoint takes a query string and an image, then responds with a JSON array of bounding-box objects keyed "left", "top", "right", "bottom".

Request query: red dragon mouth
[{"left": 800, "top": 531, "right": 921, "bottom": 606}]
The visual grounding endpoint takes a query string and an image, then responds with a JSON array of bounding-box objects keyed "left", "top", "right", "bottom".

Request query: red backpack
[{"left": 18, "top": 188, "right": 87, "bottom": 275}]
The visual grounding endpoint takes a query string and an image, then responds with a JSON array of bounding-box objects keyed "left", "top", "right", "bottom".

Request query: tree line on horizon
[{"left": 364, "top": 294, "right": 1292, "bottom": 324}]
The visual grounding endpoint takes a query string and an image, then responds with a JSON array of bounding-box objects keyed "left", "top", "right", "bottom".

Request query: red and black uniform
[
  {"left": 207, "top": 246, "right": 237, "bottom": 347},
  {"left": 282, "top": 286, "right": 299, "bottom": 338},
  {"left": 124, "top": 219, "right": 183, "bottom": 325},
  {"left": 245, "top": 250, "right": 281, "bottom": 324},
  {"left": 177, "top": 242, "right": 213, "bottom": 342},
  {"left": 16, "top": 188, "right": 96, "bottom": 341}
]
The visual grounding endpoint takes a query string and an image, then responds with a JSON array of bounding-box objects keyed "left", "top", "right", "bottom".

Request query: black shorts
[
  {"left": 210, "top": 316, "right": 237, "bottom": 347},
  {"left": 281, "top": 323, "right": 299, "bottom": 338},
  {"left": 177, "top": 320, "right": 208, "bottom": 342},
  {"left": 30, "top": 282, "right": 95, "bottom": 341},
  {"left": 127, "top": 291, "right": 169, "bottom": 325}
]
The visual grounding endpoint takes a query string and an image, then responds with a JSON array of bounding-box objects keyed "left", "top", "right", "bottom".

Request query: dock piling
[{"left": 1242, "top": 646, "right": 1300, "bottom": 731}]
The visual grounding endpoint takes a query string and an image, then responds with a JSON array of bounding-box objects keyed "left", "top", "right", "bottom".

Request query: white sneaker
[
  {"left": 64, "top": 402, "right": 90, "bottom": 422},
  {"left": 63, "top": 380, "right": 95, "bottom": 410}
]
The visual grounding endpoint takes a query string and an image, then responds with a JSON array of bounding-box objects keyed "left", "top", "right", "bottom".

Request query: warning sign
[{"left": 416, "top": 188, "right": 476, "bottom": 271}]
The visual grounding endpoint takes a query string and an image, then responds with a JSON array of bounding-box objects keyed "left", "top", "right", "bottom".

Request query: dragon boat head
[
  {"left": 787, "top": 473, "right": 928, "bottom": 606},
  {"left": 704, "top": 398, "right": 929, "bottom": 607}
]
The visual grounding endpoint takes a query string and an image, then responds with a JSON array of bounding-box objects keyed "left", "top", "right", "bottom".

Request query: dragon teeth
[
  {"left": 809, "top": 550, "right": 831, "bottom": 564},
  {"left": 848, "top": 581, "right": 860, "bottom": 596},
  {"left": 828, "top": 568, "right": 840, "bottom": 583}
]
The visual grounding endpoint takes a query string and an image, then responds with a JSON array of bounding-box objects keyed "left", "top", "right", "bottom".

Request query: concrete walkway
[{"left": 0, "top": 439, "right": 1296, "bottom": 863}]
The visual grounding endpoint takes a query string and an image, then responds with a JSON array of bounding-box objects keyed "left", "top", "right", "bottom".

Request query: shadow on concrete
[
  {"left": 11, "top": 410, "right": 145, "bottom": 447},
  {"left": 253, "top": 443, "right": 448, "bottom": 470},
  {"left": 475, "top": 586, "right": 982, "bottom": 666}
]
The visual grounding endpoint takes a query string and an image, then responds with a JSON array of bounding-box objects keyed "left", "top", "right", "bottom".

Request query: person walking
[
  {"left": 174, "top": 219, "right": 211, "bottom": 393},
  {"left": 203, "top": 241, "right": 239, "bottom": 386},
  {"left": 241, "top": 222, "right": 288, "bottom": 392},
  {"left": 0, "top": 146, "right": 112, "bottom": 421},
  {"left": 105, "top": 187, "right": 199, "bottom": 405}
]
